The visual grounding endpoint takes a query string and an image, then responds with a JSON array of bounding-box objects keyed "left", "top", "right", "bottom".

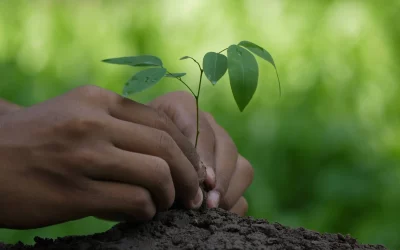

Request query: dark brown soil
[{"left": 0, "top": 208, "right": 386, "bottom": 250}]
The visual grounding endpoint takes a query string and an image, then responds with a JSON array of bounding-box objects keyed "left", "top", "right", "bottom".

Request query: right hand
[{"left": 0, "top": 85, "right": 203, "bottom": 229}]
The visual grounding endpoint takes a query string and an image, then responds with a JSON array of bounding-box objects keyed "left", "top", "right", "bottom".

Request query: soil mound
[{"left": 1, "top": 208, "right": 386, "bottom": 250}]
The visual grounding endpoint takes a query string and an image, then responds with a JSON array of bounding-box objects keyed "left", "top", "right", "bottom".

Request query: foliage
[
  {"left": 0, "top": 0, "right": 399, "bottom": 249},
  {"left": 102, "top": 41, "right": 280, "bottom": 111},
  {"left": 102, "top": 41, "right": 279, "bottom": 146}
]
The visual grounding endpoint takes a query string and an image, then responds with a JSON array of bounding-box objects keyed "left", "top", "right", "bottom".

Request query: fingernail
[
  {"left": 207, "top": 190, "right": 220, "bottom": 208},
  {"left": 190, "top": 187, "right": 203, "bottom": 209},
  {"left": 206, "top": 167, "right": 215, "bottom": 185}
]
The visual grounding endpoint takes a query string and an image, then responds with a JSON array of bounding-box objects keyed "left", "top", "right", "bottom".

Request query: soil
[{"left": 0, "top": 208, "right": 386, "bottom": 250}]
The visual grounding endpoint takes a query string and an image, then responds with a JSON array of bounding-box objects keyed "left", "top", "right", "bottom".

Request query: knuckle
[
  {"left": 66, "top": 116, "right": 104, "bottom": 137},
  {"left": 226, "top": 140, "right": 238, "bottom": 159},
  {"left": 74, "top": 85, "right": 116, "bottom": 106},
  {"left": 238, "top": 156, "right": 254, "bottom": 184},
  {"left": 184, "top": 144, "right": 200, "bottom": 169},
  {"left": 168, "top": 91, "right": 195, "bottom": 102},
  {"left": 203, "top": 111, "right": 216, "bottom": 123},
  {"left": 114, "top": 94, "right": 136, "bottom": 109},
  {"left": 222, "top": 195, "right": 235, "bottom": 210},
  {"left": 153, "top": 109, "right": 173, "bottom": 132},
  {"left": 156, "top": 130, "right": 177, "bottom": 157},
  {"left": 73, "top": 147, "right": 98, "bottom": 167},
  {"left": 75, "top": 84, "right": 104, "bottom": 98},
  {"left": 176, "top": 172, "right": 198, "bottom": 201},
  {"left": 175, "top": 90, "right": 193, "bottom": 98},
  {"left": 152, "top": 157, "right": 175, "bottom": 206},
  {"left": 152, "top": 157, "right": 170, "bottom": 179},
  {"left": 215, "top": 126, "right": 238, "bottom": 155},
  {"left": 135, "top": 190, "right": 156, "bottom": 220},
  {"left": 226, "top": 137, "right": 238, "bottom": 155},
  {"left": 217, "top": 178, "right": 230, "bottom": 197},
  {"left": 198, "top": 115, "right": 214, "bottom": 135},
  {"left": 160, "top": 91, "right": 196, "bottom": 112}
]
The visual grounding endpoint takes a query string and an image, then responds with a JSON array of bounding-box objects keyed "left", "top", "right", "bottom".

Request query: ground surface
[{"left": 0, "top": 208, "right": 386, "bottom": 250}]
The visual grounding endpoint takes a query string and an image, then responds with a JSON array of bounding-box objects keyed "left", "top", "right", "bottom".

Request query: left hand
[
  {"left": 0, "top": 92, "right": 254, "bottom": 216},
  {"left": 149, "top": 91, "right": 254, "bottom": 216}
]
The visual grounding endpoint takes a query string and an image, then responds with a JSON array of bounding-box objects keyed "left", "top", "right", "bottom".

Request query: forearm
[{"left": 0, "top": 99, "right": 21, "bottom": 116}]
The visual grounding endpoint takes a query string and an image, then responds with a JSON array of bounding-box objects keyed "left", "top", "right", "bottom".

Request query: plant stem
[
  {"left": 185, "top": 56, "right": 202, "bottom": 72},
  {"left": 177, "top": 57, "right": 204, "bottom": 148},
  {"left": 167, "top": 71, "right": 196, "bottom": 96},
  {"left": 218, "top": 48, "right": 228, "bottom": 54},
  {"left": 194, "top": 69, "right": 204, "bottom": 148}
]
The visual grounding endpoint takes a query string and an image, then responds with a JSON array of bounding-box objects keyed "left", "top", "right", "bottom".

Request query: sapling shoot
[{"left": 102, "top": 40, "right": 281, "bottom": 148}]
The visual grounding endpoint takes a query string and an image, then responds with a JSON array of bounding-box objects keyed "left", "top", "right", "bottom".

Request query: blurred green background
[{"left": 0, "top": 0, "right": 399, "bottom": 249}]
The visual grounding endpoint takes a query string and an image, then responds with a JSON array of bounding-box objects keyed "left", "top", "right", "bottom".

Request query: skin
[
  {"left": 149, "top": 91, "right": 254, "bottom": 214},
  {"left": 0, "top": 86, "right": 253, "bottom": 230}
]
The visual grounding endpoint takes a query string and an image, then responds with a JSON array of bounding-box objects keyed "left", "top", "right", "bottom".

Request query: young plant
[{"left": 102, "top": 40, "right": 281, "bottom": 148}]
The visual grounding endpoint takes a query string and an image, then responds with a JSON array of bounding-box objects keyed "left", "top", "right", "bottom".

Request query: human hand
[
  {"left": 149, "top": 91, "right": 254, "bottom": 216},
  {"left": 0, "top": 85, "right": 204, "bottom": 229}
]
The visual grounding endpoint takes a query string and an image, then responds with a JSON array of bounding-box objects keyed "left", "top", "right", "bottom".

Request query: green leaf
[
  {"left": 123, "top": 68, "right": 167, "bottom": 95},
  {"left": 102, "top": 55, "right": 163, "bottom": 67},
  {"left": 238, "top": 40, "right": 281, "bottom": 96},
  {"left": 202, "top": 52, "right": 228, "bottom": 85},
  {"left": 227, "top": 44, "right": 259, "bottom": 112},
  {"left": 180, "top": 56, "right": 191, "bottom": 60},
  {"left": 238, "top": 41, "right": 275, "bottom": 66},
  {"left": 165, "top": 72, "right": 186, "bottom": 78}
]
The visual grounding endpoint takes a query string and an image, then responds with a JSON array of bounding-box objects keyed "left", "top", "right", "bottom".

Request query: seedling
[{"left": 102, "top": 40, "right": 281, "bottom": 148}]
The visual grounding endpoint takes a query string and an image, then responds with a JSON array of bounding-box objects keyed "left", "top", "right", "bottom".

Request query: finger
[
  {"left": 204, "top": 113, "right": 238, "bottom": 208},
  {"left": 149, "top": 92, "right": 216, "bottom": 188},
  {"left": 107, "top": 95, "right": 201, "bottom": 176},
  {"left": 220, "top": 155, "right": 254, "bottom": 210},
  {"left": 229, "top": 197, "right": 248, "bottom": 216},
  {"left": 180, "top": 112, "right": 216, "bottom": 190},
  {"left": 86, "top": 180, "right": 157, "bottom": 223},
  {"left": 83, "top": 147, "right": 175, "bottom": 212},
  {"left": 106, "top": 117, "right": 202, "bottom": 209}
]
